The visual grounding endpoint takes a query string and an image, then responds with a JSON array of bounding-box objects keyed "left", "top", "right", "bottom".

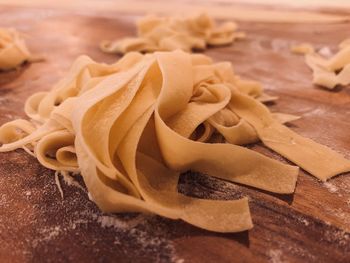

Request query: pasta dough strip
[
  {"left": 229, "top": 90, "right": 350, "bottom": 181},
  {"left": 153, "top": 51, "right": 298, "bottom": 193}
]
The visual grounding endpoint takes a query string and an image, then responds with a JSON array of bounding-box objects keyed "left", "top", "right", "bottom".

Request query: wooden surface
[
  {"left": 1, "top": 0, "right": 350, "bottom": 23},
  {"left": 0, "top": 5, "right": 350, "bottom": 263}
]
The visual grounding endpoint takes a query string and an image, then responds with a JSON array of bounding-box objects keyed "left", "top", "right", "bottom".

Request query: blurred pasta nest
[
  {"left": 0, "top": 28, "right": 32, "bottom": 70},
  {"left": 100, "top": 13, "right": 245, "bottom": 54}
]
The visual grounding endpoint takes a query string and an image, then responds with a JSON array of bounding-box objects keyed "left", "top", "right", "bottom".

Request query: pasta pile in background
[
  {"left": 292, "top": 38, "right": 350, "bottom": 89},
  {"left": 100, "top": 13, "right": 245, "bottom": 54},
  {"left": 1, "top": 50, "right": 350, "bottom": 232},
  {"left": 0, "top": 28, "right": 34, "bottom": 70}
]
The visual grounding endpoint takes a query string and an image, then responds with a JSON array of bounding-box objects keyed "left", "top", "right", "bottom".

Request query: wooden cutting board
[{"left": 0, "top": 5, "right": 349, "bottom": 263}]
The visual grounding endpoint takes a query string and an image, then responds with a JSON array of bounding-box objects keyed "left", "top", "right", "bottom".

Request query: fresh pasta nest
[
  {"left": 0, "top": 28, "right": 33, "bottom": 70},
  {"left": 1, "top": 50, "right": 350, "bottom": 232},
  {"left": 100, "top": 13, "right": 245, "bottom": 54}
]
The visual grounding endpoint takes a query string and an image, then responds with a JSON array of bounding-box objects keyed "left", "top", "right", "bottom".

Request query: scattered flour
[
  {"left": 30, "top": 205, "right": 181, "bottom": 262},
  {"left": 338, "top": 179, "right": 350, "bottom": 194},
  {"left": 268, "top": 249, "right": 284, "bottom": 263},
  {"left": 300, "top": 218, "right": 309, "bottom": 226},
  {"left": 302, "top": 107, "right": 327, "bottom": 117},
  {"left": 318, "top": 46, "right": 332, "bottom": 57},
  {"left": 324, "top": 229, "right": 350, "bottom": 247},
  {"left": 91, "top": 213, "right": 146, "bottom": 230},
  {"left": 271, "top": 38, "right": 290, "bottom": 53},
  {"left": 0, "top": 193, "right": 7, "bottom": 206},
  {"left": 323, "top": 182, "right": 338, "bottom": 193},
  {"left": 285, "top": 243, "right": 316, "bottom": 261},
  {"left": 33, "top": 226, "right": 62, "bottom": 248},
  {"left": 4, "top": 113, "right": 20, "bottom": 119},
  {"left": 333, "top": 209, "right": 350, "bottom": 226}
]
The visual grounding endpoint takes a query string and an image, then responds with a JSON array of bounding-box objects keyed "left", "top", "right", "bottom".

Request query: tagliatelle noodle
[
  {"left": 1, "top": 50, "right": 350, "bottom": 232},
  {"left": 228, "top": 90, "right": 350, "bottom": 181},
  {"left": 0, "top": 28, "right": 39, "bottom": 70},
  {"left": 290, "top": 43, "right": 315, "bottom": 55},
  {"left": 292, "top": 40, "right": 350, "bottom": 89},
  {"left": 100, "top": 13, "right": 245, "bottom": 54}
]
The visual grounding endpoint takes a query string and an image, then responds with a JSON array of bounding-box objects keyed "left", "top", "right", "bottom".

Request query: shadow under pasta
[{"left": 0, "top": 62, "right": 29, "bottom": 86}]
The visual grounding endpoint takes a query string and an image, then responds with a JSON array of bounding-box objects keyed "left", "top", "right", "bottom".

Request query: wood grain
[{"left": 0, "top": 5, "right": 349, "bottom": 263}]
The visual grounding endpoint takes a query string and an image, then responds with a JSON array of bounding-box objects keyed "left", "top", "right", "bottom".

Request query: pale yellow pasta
[
  {"left": 0, "top": 28, "right": 39, "bottom": 70},
  {"left": 293, "top": 39, "right": 350, "bottom": 89},
  {"left": 100, "top": 13, "right": 245, "bottom": 54},
  {"left": 339, "top": 38, "right": 350, "bottom": 50},
  {"left": 1, "top": 51, "right": 350, "bottom": 232},
  {"left": 290, "top": 43, "right": 315, "bottom": 55}
]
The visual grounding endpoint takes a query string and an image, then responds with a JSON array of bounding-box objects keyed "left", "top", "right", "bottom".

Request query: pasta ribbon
[
  {"left": 290, "top": 43, "right": 314, "bottom": 55},
  {"left": 100, "top": 13, "right": 245, "bottom": 54},
  {"left": 1, "top": 50, "right": 349, "bottom": 232},
  {"left": 292, "top": 39, "right": 350, "bottom": 89}
]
